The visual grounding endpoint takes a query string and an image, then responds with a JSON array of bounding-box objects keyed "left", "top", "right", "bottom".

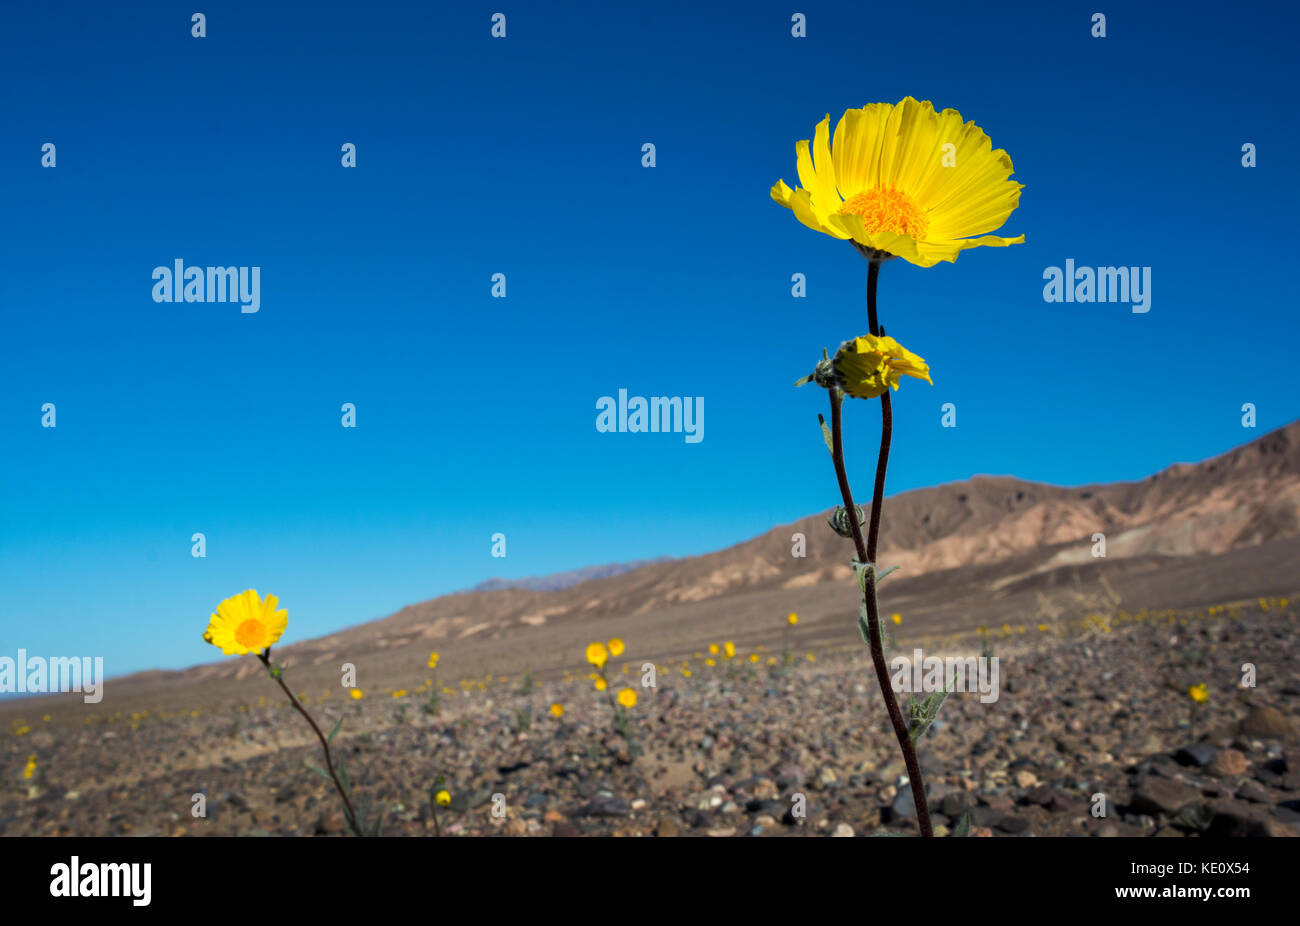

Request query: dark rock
[
  {"left": 1130, "top": 777, "right": 1200, "bottom": 816},
  {"left": 940, "top": 792, "right": 976, "bottom": 817},
  {"left": 1175, "top": 744, "right": 1217, "bottom": 767},
  {"left": 575, "top": 795, "right": 630, "bottom": 818}
]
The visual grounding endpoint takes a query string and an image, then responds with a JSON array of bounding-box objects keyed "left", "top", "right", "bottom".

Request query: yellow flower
[
  {"left": 550, "top": 702, "right": 564, "bottom": 717},
  {"left": 392, "top": 689, "right": 407, "bottom": 698},
  {"left": 771, "top": 98, "right": 1024, "bottom": 267},
  {"left": 891, "top": 613, "right": 902, "bottom": 625},
  {"left": 1037, "top": 623, "right": 1049, "bottom": 632},
  {"left": 428, "top": 652, "right": 439, "bottom": 668},
  {"left": 435, "top": 789, "right": 451, "bottom": 808},
  {"left": 617, "top": 688, "right": 637, "bottom": 708},
  {"left": 681, "top": 668, "right": 692, "bottom": 677},
  {"left": 16, "top": 725, "right": 30, "bottom": 736},
  {"left": 787, "top": 613, "right": 799, "bottom": 626},
  {"left": 594, "top": 678, "right": 608, "bottom": 691},
  {"left": 608, "top": 638, "right": 626, "bottom": 657},
  {"left": 806, "top": 653, "right": 816, "bottom": 662},
  {"left": 831, "top": 334, "right": 932, "bottom": 399},
  {"left": 203, "top": 589, "right": 288, "bottom": 656},
  {"left": 1188, "top": 683, "right": 1209, "bottom": 704},
  {"left": 350, "top": 688, "right": 364, "bottom": 700},
  {"left": 585, "top": 642, "right": 608, "bottom": 669},
  {"left": 749, "top": 653, "right": 759, "bottom": 663},
  {"left": 23, "top": 755, "right": 36, "bottom": 779},
  {"left": 708, "top": 643, "right": 719, "bottom": 655},
  {"left": 723, "top": 641, "right": 736, "bottom": 659},
  {"left": 705, "top": 658, "right": 716, "bottom": 667}
]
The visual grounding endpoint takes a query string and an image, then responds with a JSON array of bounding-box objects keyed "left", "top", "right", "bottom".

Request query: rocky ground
[{"left": 3, "top": 596, "right": 1297, "bottom": 837}]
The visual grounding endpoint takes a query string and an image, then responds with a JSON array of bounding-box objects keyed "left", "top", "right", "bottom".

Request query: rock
[
  {"left": 576, "top": 795, "right": 631, "bottom": 818},
  {"left": 655, "top": 817, "right": 680, "bottom": 837},
  {"left": 940, "top": 792, "right": 976, "bottom": 817},
  {"left": 831, "top": 823, "right": 854, "bottom": 837},
  {"left": 1207, "top": 749, "right": 1248, "bottom": 778},
  {"left": 885, "top": 786, "right": 917, "bottom": 822},
  {"left": 815, "top": 766, "right": 839, "bottom": 789},
  {"left": 1239, "top": 705, "right": 1294, "bottom": 740},
  {"left": 1175, "top": 744, "right": 1217, "bottom": 767},
  {"left": 1130, "top": 777, "right": 1200, "bottom": 816},
  {"left": 553, "top": 822, "right": 581, "bottom": 837},
  {"left": 997, "top": 815, "right": 1030, "bottom": 834},
  {"left": 970, "top": 806, "right": 1004, "bottom": 828},
  {"left": 1205, "top": 798, "right": 1282, "bottom": 837},
  {"left": 1013, "top": 770, "right": 1038, "bottom": 789},
  {"left": 707, "top": 827, "right": 736, "bottom": 837},
  {"left": 979, "top": 793, "right": 1014, "bottom": 814}
]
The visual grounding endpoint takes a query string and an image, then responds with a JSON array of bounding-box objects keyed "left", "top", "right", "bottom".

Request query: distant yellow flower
[
  {"left": 550, "top": 703, "right": 564, "bottom": 717},
  {"left": 608, "top": 638, "right": 626, "bottom": 657},
  {"left": 1188, "top": 684, "right": 1209, "bottom": 704},
  {"left": 42, "top": 715, "right": 50, "bottom": 723},
  {"left": 617, "top": 688, "right": 637, "bottom": 708},
  {"left": 392, "top": 689, "right": 407, "bottom": 698},
  {"left": 891, "top": 613, "right": 902, "bottom": 625},
  {"left": 435, "top": 789, "right": 451, "bottom": 808},
  {"left": 681, "top": 668, "right": 692, "bottom": 677},
  {"left": 806, "top": 653, "right": 816, "bottom": 662},
  {"left": 787, "top": 613, "right": 799, "bottom": 626},
  {"left": 585, "top": 642, "right": 608, "bottom": 669},
  {"left": 723, "top": 641, "right": 736, "bottom": 659},
  {"left": 749, "top": 653, "right": 759, "bottom": 663},
  {"left": 771, "top": 98, "right": 1024, "bottom": 267},
  {"left": 705, "top": 658, "right": 716, "bottom": 667},
  {"left": 23, "top": 755, "right": 36, "bottom": 779},
  {"left": 594, "top": 678, "right": 608, "bottom": 691},
  {"left": 203, "top": 589, "right": 288, "bottom": 656},
  {"left": 428, "top": 652, "right": 439, "bottom": 668},
  {"left": 708, "top": 643, "right": 719, "bottom": 655},
  {"left": 832, "top": 334, "right": 932, "bottom": 400},
  {"left": 1037, "top": 623, "right": 1048, "bottom": 632},
  {"left": 350, "top": 688, "right": 364, "bottom": 700},
  {"left": 15, "top": 726, "right": 30, "bottom": 736},
  {"left": 767, "top": 657, "right": 777, "bottom": 666}
]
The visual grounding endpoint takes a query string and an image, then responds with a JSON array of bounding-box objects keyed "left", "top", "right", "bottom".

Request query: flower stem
[
  {"left": 825, "top": 260, "right": 933, "bottom": 837},
  {"left": 259, "top": 652, "right": 363, "bottom": 837}
]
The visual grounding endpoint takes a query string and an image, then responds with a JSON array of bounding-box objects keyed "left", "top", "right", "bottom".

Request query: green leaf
[
  {"left": 952, "top": 811, "right": 971, "bottom": 838},
  {"left": 794, "top": 373, "right": 815, "bottom": 387},
  {"left": 327, "top": 715, "right": 344, "bottom": 743},
  {"left": 817, "top": 414, "right": 834, "bottom": 454},
  {"left": 304, "top": 763, "right": 333, "bottom": 784}
]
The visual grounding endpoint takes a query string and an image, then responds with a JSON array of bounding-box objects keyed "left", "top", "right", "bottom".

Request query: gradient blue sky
[{"left": 3, "top": 1, "right": 1297, "bottom": 678}]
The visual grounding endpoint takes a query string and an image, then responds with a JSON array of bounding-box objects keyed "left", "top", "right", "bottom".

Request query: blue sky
[{"left": 2, "top": 1, "right": 1297, "bottom": 678}]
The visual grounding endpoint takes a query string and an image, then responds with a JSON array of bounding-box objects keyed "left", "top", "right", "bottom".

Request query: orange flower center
[
  {"left": 839, "top": 188, "right": 928, "bottom": 239},
  {"left": 235, "top": 619, "right": 266, "bottom": 648}
]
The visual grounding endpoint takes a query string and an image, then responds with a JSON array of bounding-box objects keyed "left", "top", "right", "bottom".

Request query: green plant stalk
[{"left": 259, "top": 651, "right": 362, "bottom": 837}]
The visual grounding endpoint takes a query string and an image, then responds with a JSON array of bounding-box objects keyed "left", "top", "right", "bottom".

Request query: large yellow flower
[
  {"left": 833, "top": 334, "right": 932, "bottom": 399},
  {"left": 585, "top": 641, "right": 608, "bottom": 669},
  {"left": 203, "top": 589, "right": 288, "bottom": 656},
  {"left": 771, "top": 97, "right": 1023, "bottom": 267}
]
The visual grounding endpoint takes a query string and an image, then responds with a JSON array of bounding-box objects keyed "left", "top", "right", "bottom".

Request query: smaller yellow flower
[
  {"left": 617, "top": 688, "right": 637, "bottom": 708},
  {"left": 832, "top": 334, "right": 932, "bottom": 400},
  {"left": 705, "top": 658, "right": 716, "bottom": 667},
  {"left": 1037, "top": 623, "right": 1048, "bottom": 632},
  {"left": 594, "top": 678, "right": 607, "bottom": 691},
  {"left": 428, "top": 652, "right": 439, "bottom": 668},
  {"left": 550, "top": 703, "right": 564, "bottom": 717},
  {"left": 681, "top": 668, "right": 692, "bottom": 677},
  {"left": 787, "top": 613, "right": 799, "bottom": 626},
  {"left": 767, "top": 656, "right": 777, "bottom": 666},
  {"left": 708, "top": 643, "right": 719, "bottom": 655},
  {"left": 585, "top": 642, "right": 608, "bottom": 669},
  {"left": 608, "top": 638, "right": 626, "bottom": 657},
  {"left": 1188, "top": 683, "right": 1209, "bottom": 704},
  {"left": 749, "top": 653, "right": 759, "bottom": 663},
  {"left": 806, "top": 653, "right": 816, "bottom": 662},
  {"left": 23, "top": 755, "right": 36, "bottom": 779},
  {"left": 350, "top": 688, "right": 364, "bottom": 700},
  {"left": 392, "top": 689, "right": 407, "bottom": 698},
  {"left": 435, "top": 789, "right": 451, "bottom": 808},
  {"left": 15, "top": 725, "right": 30, "bottom": 736},
  {"left": 891, "top": 613, "right": 901, "bottom": 625},
  {"left": 723, "top": 641, "right": 735, "bottom": 659}
]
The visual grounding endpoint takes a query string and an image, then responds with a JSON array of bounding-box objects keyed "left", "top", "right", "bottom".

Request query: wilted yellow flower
[
  {"left": 832, "top": 334, "right": 931, "bottom": 399},
  {"left": 1188, "top": 684, "right": 1209, "bottom": 704},
  {"left": 203, "top": 589, "right": 288, "bottom": 656},
  {"left": 550, "top": 703, "right": 564, "bottom": 717},
  {"left": 585, "top": 642, "right": 608, "bottom": 669},
  {"left": 434, "top": 789, "right": 451, "bottom": 808},
  {"left": 787, "top": 613, "right": 799, "bottom": 626},
  {"left": 723, "top": 641, "right": 736, "bottom": 659},
  {"left": 350, "top": 688, "right": 364, "bottom": 700},
  {"left": 771, "top": 98, "right": 1024, "bottom": 267},
  {"left": 594, "top": 678, "right": 607, "bottom": 691},
  {"left": 617, "top": 688, "right": 637, "bottom": 708},
  {"left": 608, "top": 638, "right": 625, "bottom": 657}
]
